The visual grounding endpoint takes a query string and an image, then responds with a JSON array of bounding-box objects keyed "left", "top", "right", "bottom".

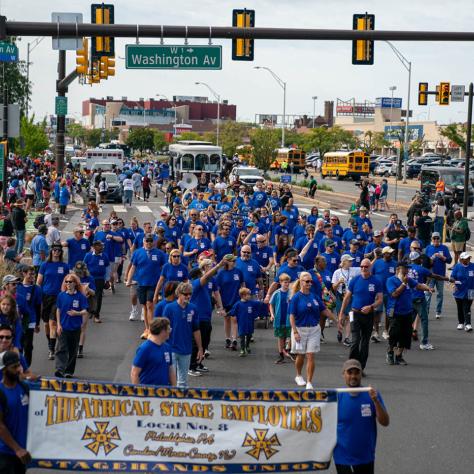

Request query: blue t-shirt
[
  {"left": 343, "top": 251, "right": 364, "bottom": 268},
  {"left": 321, "top": 251, "right": 341, "bottom": 275},
  {"left": 190, "top": 278, "right": 215, "bottom": 322},
  {"left": 399, "top": 236, "right": 421, "bottom": 256},
  {"left": 296, "top": 236, "right": 319, "bottom": 270},
  {"left": 408, "top": 264, "right": 432, "bottom": 299},
  {"left": 153, "top": 299, "right": 171, "bottom": 318},
  {"left": 451, "top": 263, "right": 474, "bottom": 299},
  {"left": 66, "top": 237, "right": 91, "bottom": 267},
  {"left": 253, "top": 246, "right": 273, "bottom": 268},
  {"left": 30, "top": 234, "right": 49, "bottom": 267},
  {"left": 184, "top": 238, "right": 212, "bottom": 263},
  {"left": 425, "top": 244, "right": 452, "bottom": 277},
  {"left": 160, "top": 263, "right": 189, "bottom": 286},
  {"left": 16, "top": 284, "right": 42, "bottom": 327},
  {"left": 252, "top": 191, "right": 268, "bottom": 207},
  {"left": 372, "top": 259, "right": 397, "bottom": 294},
  {"left": 334, "top": 391, "right": 386, "bottom": 465},
  {"left": 133, "top": 340, "right": 174, "bottom": 386},
  {"left": 235, "top": 258, "right": 262, "bottom": 293},
  {"left": 216, "top": 268, "right": 244, "bottom": 308},
  {"left": 83, "top": 252, "right": 110, "bottom": 279},
  {"left": 288, "top": 292, "right": 325, "bottom": 327},
  {"left": 229, "top": 300, "right": 268, "bottom": 336},
  {"left": 275, "top": 263, "right": 305, "bottom": 283},
  {"left": 386, "top": 276, "right": 417, "bottom": 315},
  {"left": 348, "top": 275, "right": 383, "bottom": 310},
  {"left": 163, "top": 301, "right": 199, "bottom": 355},
  {"left": 131, "top": 248, "right": 166, "bottom": 287},
  {"left": 38, "top": 261, "right": 70, "bottom": 296},
  {"left": 212, "top": 236, "right": 237, "bottom": 262},
  {"left": 56, "top": 290, "right": 89, "bottom": 331},
  {"left": 0, "top": 382, "right": 29, "bottom": 455},
  {"left": 95, "top": 230, "right": 122, "bottom": 261}
]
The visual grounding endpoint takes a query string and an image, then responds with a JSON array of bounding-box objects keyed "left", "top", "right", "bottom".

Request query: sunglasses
[
  {"left": 242, "top": 251, "right": 251, "bottom": 254},
  {"left": 302, "top": 279, "right": 312, "bottom": 283},
  {"left": 145, "top": 239, "right": 154, "bottom": 243},
  {"left": 52, "top": 248, "right": 62, "bottom": 251},
  {"left": 182, "top": 292, "right": 192, "bottom": 296},
  {"left": 433, "top": 237, "right": 440, "bottom": 240},
  {"left": 0, "top": 335, "right": 12, "bottom": 340},
  {"left": 360, "top": 265, "right": 370, "bottom": 269},
  {"left": 412, "top": 247, "right": 421, "bottom": 251},
  {"left": 77, "top": 231, "right": 85, "bottom": 234},
  {"left": 171, "top": 255, "right": 180, "bottom": 258},
  {"left": 65, "top": 280, "right": 75, "bottom": 283}
]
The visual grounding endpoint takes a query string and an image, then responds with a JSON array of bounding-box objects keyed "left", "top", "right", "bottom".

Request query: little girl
[{"left": 0, "top": 294, "right": 22, "bottom": 349}]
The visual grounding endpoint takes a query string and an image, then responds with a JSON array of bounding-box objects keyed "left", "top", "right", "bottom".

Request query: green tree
[
  {"left": 361, "top": 131, "right": 390, "bottom": 154},
  {"left": 330, "top": 126, "right": 357, "bottom": 150},
  {"left": 177, "top": 131, "right": 202, "bottom": 141},
  {"left": 0, "top": 38, "right": 31, "bottom": 116},
  {"left": 67, "top": 123, "right": 86, "bottom": 146},
  {"left": 302, "top": 127, "right": 334, "bottom": 155},
  {"left": 284, "top": 130, "right": 306, "bottom": 148},
  {"left": 218, "top": 121, "right": 249, "bottom": 156},
  {"left": 250, "top": 128, "right": 280, "bottom": 170},
  {"left": 16, "top": 115, "right": 49, "bottom": 157},
  {"left": 202, "top": 131, "right": 217, "bottom": 145},
  {"left": 126, "top": 127, "right": 155, "bottom": 153},
  {"left": 153, "top": 130, "right": 167, "bottom": 152},
  {"left": 84, "top": 129, "right": 102, "bottom": 148},
  {"left": 440, "top": 123, "right": 471, "bottom": 149}
]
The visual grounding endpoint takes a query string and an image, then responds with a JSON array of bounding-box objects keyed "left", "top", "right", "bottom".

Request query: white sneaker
[
  {"left": 295, "top": 375, "right": 306, "bottom": 386},
  {"left": 465, "top": 324, "right": 472, "bottom": 332},
  {"left": 129, "top": 307, "right": 140, "bottom": 321},
  {"left": 420, "top": 343, "right": 435, "bottom": 350},
  {"left": 306, "top": 382, "right": 314, "bottom": 390},
  {"left": 382, "top": 330, "right": 389, "bottom": 340},
  {"left": 435, "top": 314, "right": 441, "bottom": 320},
  {"left": 457, "top": 323, "right": 464, "bottom": 330}
]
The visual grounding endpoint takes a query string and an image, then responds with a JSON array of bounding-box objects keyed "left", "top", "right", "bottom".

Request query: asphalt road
[{"left": 28, "top": 189, "right": 474, "bottom": 474}]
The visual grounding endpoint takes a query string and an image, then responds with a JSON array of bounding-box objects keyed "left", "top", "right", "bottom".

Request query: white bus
[
  {"left": 168, "top": 141, "right": 223, "bottom": 178},
  {"left": 84, "top": 148, "right": 124, "bottom": 169}
]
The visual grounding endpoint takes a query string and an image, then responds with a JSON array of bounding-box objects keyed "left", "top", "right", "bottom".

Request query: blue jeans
[
  {"left": 173, "top": 353, "right": 191, "bottom": 388},
  {"left": 14, "top": 229, "right": 25, "bottom": 253},
  {"left": 426, "top": 280, "right": 444, "bottom": 315},
  {"left": 434, "top": 217, "right": 445, "bottom": 240},
  {"left": 412, "top": 297, "right": 429, "bottom": 344}
]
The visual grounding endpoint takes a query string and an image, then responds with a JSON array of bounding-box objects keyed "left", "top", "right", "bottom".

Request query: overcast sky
[{"left": 2, "top": 0, "right": 474, "bottom": 124}]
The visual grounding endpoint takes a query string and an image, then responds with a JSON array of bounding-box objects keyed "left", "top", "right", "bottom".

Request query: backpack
[
  {"left": 33, "top": 214, "right": 45, "bottom": 229},
  {"left": 0, "top": 380, "right": 30, "bottom": 416}
]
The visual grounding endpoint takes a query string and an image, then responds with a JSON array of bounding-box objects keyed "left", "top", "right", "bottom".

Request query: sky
[{"left": 2, "top": 0, "right": 474, "bottom": 125}]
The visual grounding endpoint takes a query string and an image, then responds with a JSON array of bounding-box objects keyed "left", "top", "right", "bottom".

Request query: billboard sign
[
  {"left": 384, "top": 124, "right": 424, "bottom": 141},
  {"left": 376, "top": 97, "right": 403, "bottom": 108}
]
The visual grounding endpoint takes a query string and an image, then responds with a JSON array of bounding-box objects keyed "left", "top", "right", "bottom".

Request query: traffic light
[
  {"left": 91, "top": 3, "right": 115, "bottom": 59},
  {"left": 99, "top": 56, "right": 116, "bottom": 79},
  {"left": 435, "top": 85, "right": 440, "bottom": 103},
  {"left": 89, "top": 60, "right": 101, "bottom": 84},
  {"left": 352, "top": 13, "right": 375, "bottom": 65},
  {"left": 439, "top": 82, "right": 450, "bottom": 105},
  {"left": 418, "top": 82, "right": 428, "bottom": 106},
  {"left": 76, "top": 38, "right": 89, "bottom": 75},
  {"left": 232, "top": 9, "right": 255, "bottom": 61}
]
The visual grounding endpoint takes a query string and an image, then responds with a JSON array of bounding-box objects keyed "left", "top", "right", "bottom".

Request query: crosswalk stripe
[
  {"left": 113, "top": 205, "right": 127, "bottom": 213},
  {"left": 330, "top": 210, "right": 347, "bottom": 216},
  {"left": 371, "top": 212, "right": 386, "bottom": 218},
  {"left": 299, "top": 208, "right": 311, "bottom": 214},
  {"left": 136, "top": 206, "right": 153, "bottom": 213}
]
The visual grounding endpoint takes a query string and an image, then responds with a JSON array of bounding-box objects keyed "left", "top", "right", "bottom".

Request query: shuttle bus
[{"left": 168, "top": 141, "right": 223, "bottom": 178}]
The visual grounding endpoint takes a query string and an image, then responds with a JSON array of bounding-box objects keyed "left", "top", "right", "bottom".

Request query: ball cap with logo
[{"left": 0, "top": 350, "right": 20, "bottom": 370}]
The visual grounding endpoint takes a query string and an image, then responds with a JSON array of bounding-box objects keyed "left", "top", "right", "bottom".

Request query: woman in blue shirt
[
  {"left": 0, "top": 294, "right": 22, "bottom": 350},
  {"left": 58, "top": 180, "right": 70, "bottom": 215},
  {"left": 451, "top": 253, "right": 474, "bottom": 332},
  {"left": 154, "top": 250, "right": 189, "bottom": 300},
  {"left": 163, "top": 215, "right": 182, "bottom": 245},
  {"left": 54, "top": 273, "right": 88, "bottom": 378}
]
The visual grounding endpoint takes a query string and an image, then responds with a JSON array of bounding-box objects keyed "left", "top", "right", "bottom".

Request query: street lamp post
[
  {"left": 195, "top": 82, "right": 220, "bottom": 146},
  {"left": 386, "top": 41, "right": 411, "bottom": 183},
  {"left": 389, "top": 85, "right": 397, "bottom": 133},
  {"left": 156, "top": 94, "right": 177, "bottom": 133},
  {"left": 254, "top": 66, "right": 287, "bottom": 147},
  {"left": 312, "top": 96, "right": 318, "bottom": 128}
]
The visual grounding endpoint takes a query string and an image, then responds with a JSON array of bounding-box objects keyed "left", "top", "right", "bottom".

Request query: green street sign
[
  {"left": 126, "top": 44, "right": 222, "bottom": 70},
  {"left": 55, "top": 96, "right": 68, "bottom": 116},
  {"left": 0, "top": 143, "right": 4, "bottom": 181},
  {"left": 0, "top": 41, "right": 18, "bottom": 62}
]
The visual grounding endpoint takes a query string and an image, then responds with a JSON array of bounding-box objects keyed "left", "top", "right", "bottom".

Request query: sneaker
[
  {"left": 64, "top": 373, "right": 73, "bottom": 379},
  {"left": 129, "top": 307, "right": 140, "bottom": 321},
  {"left": 306, "top": 382, "right": 314, "bottom": 390},
  {"left": 465, "top": 324, "right": 473, "bottom": 332},
  {"left": 54, "top": 370, "right": 64, "bottom": 378},
  {"left": 337, "top": 331, "right": 343, "bottom": 343},
  {"left": 420, "top": 343, "right": 435, "bottom": 350},
  {"left": 435, "top": 313, "right": 441, "bottom": 320},
  {"left": 249, "top": 336, "right": 255, "bottom": 343},
  {"left": 320, "top": 333, "right": 326, "bottom": 344},
  {"left": 275, "top": 355, "right": 285, "bottom": 364},
  {"left": 77, "top": 349, "right": 84, "bottom": 359},
  {"left": 140, "top": 330, "right": 149, "bottom": 340},
  {"left": 294, "top": 375, "right": 306, "bottom": 386},
  {"left": 231, "top": 340, "right": 238, "bottom": 351},
  {"left": 48, "top": 351, "right": 55, "bottom": 361},
  {"left": 239, "top": 350, "right": 247, "bottom": 357},
  {"left": 457, "top": 323, "right": 464, "bottom": 330},
  {"left": 225, "top": 338, "right": 231, "bottom": 349},
  {"left": 94, "top": 317, "right": 102, "bottom": 323},
  {"left": 370, "top": 331, "right": 380, "bottom": 343},
  {"left": 412, "top": 330, "right": 418, "bottom": 341},
  {"left": 395, "top": 355, "right": 408, "bottom": 366},
  {"left": 188, "top": 370, "right": 202, "bottom": 377},
  {"left": 382, "top": 330, "right": 389, "bottom": 340},
  {"left": 284, "top": 352, "right": 296, "bottom": 362},
  {"left": 196, "top": 365, "right": 209, "bottom": 373},
  {"left": 386, "top": 351, "right": 395, "bottom": 365},
  {"left": 204, "top": 350, "right": 211, "bottom": 358},
  {"left": 343, "top": 338, "right": 351, "bottom": 347}
]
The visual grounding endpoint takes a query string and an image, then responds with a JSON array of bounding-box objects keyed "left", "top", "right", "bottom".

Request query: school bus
[
  {"left": 236, "top": 145, "right": 255, "bottom": 166},
  {"left": 321, "top": 150, "right": 369, "bottom": 181},
  {"left": 270, "top": 147, "right": 306, "bottom": 172}
]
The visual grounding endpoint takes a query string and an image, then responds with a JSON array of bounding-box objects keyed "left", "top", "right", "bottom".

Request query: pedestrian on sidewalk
[{"left": 451, "top": 252, "right": 474, "bottom": 332}]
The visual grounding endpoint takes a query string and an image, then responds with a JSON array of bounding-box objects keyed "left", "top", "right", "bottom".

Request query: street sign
[
  {"left": 55, "top": 96, "right": 68, "bottom": 116},
  {"left": 0, "top": 104, "right": 20, "bottom": 138},
  {"left": 125, "top": 45, "right": 222, "bottom": 70},
  {"left": 281, "top": 174, "right": 292, "bottom": 183},
  {"left": 51, "top": 13, "right": 83, "bottom": 50},
  {"left": 0, "top": 42, "right": 18, "bottom": 62},
  {"left": 376, "top": 97, "right": 402, "bottom": 108},
  {"left": 451, "top": 85, "right": 465, "bottom": 102}
]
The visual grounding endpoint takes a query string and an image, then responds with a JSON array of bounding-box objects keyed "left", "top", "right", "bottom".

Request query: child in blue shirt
[{"left": 229, "top": 288, "right": 268, "bottom": 356}]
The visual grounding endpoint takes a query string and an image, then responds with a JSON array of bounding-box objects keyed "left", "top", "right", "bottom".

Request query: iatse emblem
[
  {"left": 82, "top": 421, "right": 121, "bottom": 455},
  {"left": 242, "top": 429, "right": 281, "bottom": 460}
]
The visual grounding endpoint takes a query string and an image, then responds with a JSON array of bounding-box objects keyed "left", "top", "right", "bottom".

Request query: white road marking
[
  {"left": 59, "top": 219, "right": 68, "bottom": 223},
  {"left": 330, "top": 210, "right": 347, "bottom": 216},
  {"left": 160, "top": 205, "right": 171, "bottom": 213},
  {"left": 299, "top": 208, "right": 311, "bottom": 214},
  {"left": 113, "top": 205, "right": 127, "bottom": 213},
  {"left": 371, "top": 212, "right": 387, "bottom": 218},
  {"left": 136, "top": 206, "right": 152, "bottom": 213}
]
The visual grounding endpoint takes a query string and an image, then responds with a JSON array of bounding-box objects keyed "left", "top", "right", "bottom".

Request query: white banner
[{"left": 27, "top": 378, "right": 338, "bottom": 472}]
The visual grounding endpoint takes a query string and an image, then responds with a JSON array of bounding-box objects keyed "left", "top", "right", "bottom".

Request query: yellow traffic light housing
[
  {"left": 439, "top": 82, "right": 450, "bottom": 105},
  {"left": 435, "top": 85, "right": 440, "bottom": 103},
  {"left": 232, "top": 9, "right": 255, "bottom": 61},
  {"left": 89, "top": 60, "right": 101, "bottom": 84},
  {"left": 352, "top": 13, "right": 375, "bottom": 65},
  {"left": 91, "top": 3, "right": 115, "bottom": 59},
  {"left": 418, "top": 82, "right": 428, "bottom": 106},
  {"left": 76, "top": 38, "right": 89, "bottom": 75},
  {"left": 106, "top": 56, "right": 115, "bottom": 76}
]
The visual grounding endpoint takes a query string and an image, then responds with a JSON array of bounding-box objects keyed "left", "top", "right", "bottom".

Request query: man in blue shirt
[
  {"left": 398, "top": 226, "right": 421, "bottom": 262},
  {"left": 296, "top": 225, "right": 319, "bottom": 270},
  {"left": 163, "top": 282, "right": 203, "bottom": 389},
  {"left": 252, "top": 235, "right": 274, "bottom": 274},
  {"left": 0, "top": 351, "right": 31, "bottom": 472},
  {"left": 424, "top": 232, "right": 452, "bottom": 319},
  {"left": 343, "top": 240, "right": 364, "bottom": 268},
  {"left": 131, "top": 318, "right": 176, "bottom": 386},
  {"left": 363, "top": 230, "right": 387, "bottom": 259},
  {"left": 235, "top": 245, "right": 263, "bottom": 296},
  {"left": 64, "top": 227, "right": 91, "bottom": 267},
  {"left": 333, "top": 359, "right": 389, "bottom": 473},
  {"left": 321, "top": 241, "right": 341, "bottom": 276},
  {"left": 342, "top": 222, "right": 367, "bottom": 250},
  {"left": 212, "top": 224, "right": 236, "bottom": 262},
  {"left": 339, "top": 259, "right": 383, "bottom": 372},
  {"left": 189, "top": 192, "right": 209, "bottom": 211},
  {"left": 30, "top": 224, "right": 49, "bottom": 272}
]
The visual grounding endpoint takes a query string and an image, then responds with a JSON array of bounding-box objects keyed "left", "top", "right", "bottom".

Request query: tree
[
  {"left": 302, "top": 127, "right": 334, "bottom": 156},
  {"left": 284, "top": 130, "right": 306, "bottom": 149},
  {"left": 16, "top": 115, "right": 49, "bottom": 157},
  {"left": 202, "top": 131, "right": 216, "bottom": 145},
  {"left": 126, "top": 127, "right": 155, "bottom": 153},
  {"left": 250, "top": 128, "right": 280, "bottom": 170},
  {"left": 177, "top": 131, "right": 202, "bottom": 141},
  {"left": 153, "top": 130, "right": 167, "bottom": 152},
  {"left": 67, "top": 123, "right": 86, "bottom": 146},
  {"left": 0, "top": 38, "right": 31, "bottom": 116},
  {"left": 330, "top": 126, "right": 357, "bottom": 150},
  {"left": 218, "top": 121, "right": 249, "bottom": 156},
  {"left": 361, "top": 131, "right": 390, "bottom": 154},
  {"left": 84, "top": 129, "right": 102, "bottom": 148},
  {"left": 440, "top": 123, "right": 471, "bottom": 149}
]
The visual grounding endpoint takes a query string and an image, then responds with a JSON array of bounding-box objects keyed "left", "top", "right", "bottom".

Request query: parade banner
[{"left": 27, "top": 378, "right": 338, "bottom": 472}]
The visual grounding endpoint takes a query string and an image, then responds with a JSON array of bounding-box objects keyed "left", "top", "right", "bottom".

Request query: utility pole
[
  {"left": 463, "top": 82, "right": 473, "bottom": 218},
  {"left": 1, "top": 63, "right": 7, "bottom": 203},
  {"left": 55, "top": 50, "right": 66, "bottom": 175}
]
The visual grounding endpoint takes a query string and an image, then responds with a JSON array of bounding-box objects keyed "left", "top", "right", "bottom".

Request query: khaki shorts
[
  {"left": 291, "top": 325, "right": 321, "bottom": 354},
  {"left": 452, "top": 241, "right": 466, "bottom": 252}
]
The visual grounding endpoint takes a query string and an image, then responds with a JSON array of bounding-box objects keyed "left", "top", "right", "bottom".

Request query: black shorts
[
  {"left": 388, "top": 313, "right": 413, "bottom": 349},
  {"left": 41, "top": 294, "right": 58, "bottom": 323},
  {"left": 137, "top": 286, "right": 155, "bottom": 305}
]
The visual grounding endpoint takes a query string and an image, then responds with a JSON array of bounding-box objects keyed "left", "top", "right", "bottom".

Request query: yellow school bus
[
  {"left": 321, "top": 150, "right": 369, "bottom": 181},
  {"left": 270, "top": 147, "right": 306, "bottom": 172},
  {"left": 236, "top": 145, "right": 255, "bottom": 165}
]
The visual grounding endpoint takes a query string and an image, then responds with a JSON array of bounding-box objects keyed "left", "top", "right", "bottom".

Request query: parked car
[
  {"left": 87, "top": 172, "right": 123, "bottom": 203},
  {"left": 374, "top": 160, "right": 395, "bottom": 176},
  {"left": 305, "top": 153, "right": 320, "bottom": 168},
  {"left": 229, "top": 166, "right": 264, "bottom": 188}
]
